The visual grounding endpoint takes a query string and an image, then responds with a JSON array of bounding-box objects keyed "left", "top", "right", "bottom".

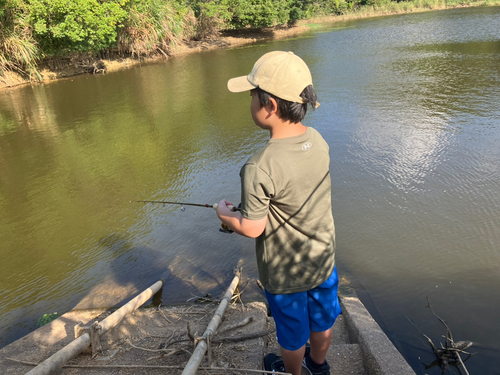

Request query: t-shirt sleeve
[{"left": 240, "top": 163, "right": 274, "bottom": 220}]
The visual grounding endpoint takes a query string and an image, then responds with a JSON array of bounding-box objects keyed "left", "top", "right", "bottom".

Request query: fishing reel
[
  {"left": 219, "top": 203, "right": 241, "bottom": 234},
  {"left": 219, "top": 223, "right": 234, "bottom": 234}
]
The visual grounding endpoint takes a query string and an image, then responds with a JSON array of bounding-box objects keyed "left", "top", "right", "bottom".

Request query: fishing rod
[
  {"left": 132, "top": 200, "right": 240, "bottom": 212},
  {"left": 132, "top": 200, "right": 240, "bottom": 233}
]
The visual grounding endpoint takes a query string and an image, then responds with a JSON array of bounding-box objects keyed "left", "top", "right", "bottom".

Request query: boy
[{"left": 216, "top": 51, "right": 341, "bottom": 375}]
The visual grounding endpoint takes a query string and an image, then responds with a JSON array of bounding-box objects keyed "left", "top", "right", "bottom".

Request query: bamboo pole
[
  {"left": 25, "top": 279, "right": 164, "bottom": 375},
  {"left": 182, "top": 268, "right": 241, "bottom": 375}
]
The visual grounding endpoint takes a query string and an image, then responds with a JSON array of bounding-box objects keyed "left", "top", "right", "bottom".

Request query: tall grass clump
[
  {"left": 119, "top": 0, "right": 196, "bottom": 57},
  {"left": 189, "top": 0, "right": 232, "bottom": 40},
  {"left": 0, "top": 1, "right": 40, "bottom": 81}
]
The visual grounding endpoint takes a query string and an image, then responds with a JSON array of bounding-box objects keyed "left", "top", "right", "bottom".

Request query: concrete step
[
  {"left": 328, "top": 343, "right": 366, "bottom": 375},
  {"left": 327, "top": 314, "right": 368, "bottom": 374},
  {"left": 331, "top": 314, "right": 350, "bottom": 345},
  {"left": 340, "top": 296, "right": 416, "bottom": 375}
]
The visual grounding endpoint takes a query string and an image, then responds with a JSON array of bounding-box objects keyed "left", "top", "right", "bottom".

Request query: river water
[{"left": 1, "top": 6, "right": 499, "bottom": 374}]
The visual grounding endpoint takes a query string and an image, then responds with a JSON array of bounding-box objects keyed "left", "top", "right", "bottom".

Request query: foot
[
  {"left": 263, "top": 352, "right": 286, "bottom": 374},
  {"left": 302, "top": 344, "right": 331, "bottom": 375}
]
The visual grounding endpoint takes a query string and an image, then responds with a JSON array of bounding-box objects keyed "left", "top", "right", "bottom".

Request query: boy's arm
[{"left": 216, "top": 200, "right": 267, "bottom": 238}]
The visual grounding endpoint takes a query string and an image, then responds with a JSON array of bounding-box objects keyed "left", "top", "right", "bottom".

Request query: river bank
[
  {"left": 1, "top": 0, "right": 498, "bottom": 91},
  {"left": 0, "top": 299, "right": 416, "bottom": 375}
]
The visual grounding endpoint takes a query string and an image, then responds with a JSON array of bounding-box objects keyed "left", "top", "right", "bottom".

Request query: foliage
[
  {"left": 361, "top": 0, "right": 391, "bottom": 7},
  {"left": 228, "top": 0, "right": 291, "bottom": 28},
  {"left": 36, "top": 312, "right": 58, "bottom": 327},
  {"left": 2, "top": 0, "right": 500, "bottom": 80},
  {"left": 187, "top": 0, "right": 291, "bottom": 30},
  {"left": 119, "top": 0, "right": 196, "bottom": 56},
  {"left": 289, "top": 0, "right": 355, "bottom": 17},
  {"left": 28, "top": 0, "right": 129, "bottom": 54},
  {"left": 0, "top": 0, "right": 40, "bottom": 80}
]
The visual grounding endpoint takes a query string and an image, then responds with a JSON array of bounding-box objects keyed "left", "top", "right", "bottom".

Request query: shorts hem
[
  {"left": 278, "top": 337, "right": 309, "bottom": 351},
  {"left": 310, "top": 322, "right": 335, "bottom": 333}
]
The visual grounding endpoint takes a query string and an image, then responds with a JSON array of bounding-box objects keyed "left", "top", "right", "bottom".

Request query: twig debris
[{"left": 407, "top": 298, "right": 475, "bottom": 375}]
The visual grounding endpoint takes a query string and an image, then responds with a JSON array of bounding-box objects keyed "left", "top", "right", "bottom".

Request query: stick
[
  {"left": 127, "top": 340, "right": 178, "bottom": 354},
  {"left": 7, "top": 357, "right": 291, "bottom": 374},
  {"left": 187, "top": 321, "right": 196, "bottom": 342},
  {"left": 217, "top": 317, "right": 254, "bottom": 334},
  {"left": 158, "top": 309, "right": 171, "bottom": 323},
  {"left": 426, "top": 297, "right": 454, "bottom": 344},
  {"left": 256, "top": 280, "right": 265, "bottom": 291},
  {"left": 212, "top": 328, "right": 276, "bottom": 343}
]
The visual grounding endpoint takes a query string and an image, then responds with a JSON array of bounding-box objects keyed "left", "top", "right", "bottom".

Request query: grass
[
  {"left": 118, "top": 0, "right": 196, "bottom": 58},
  {"left": 0, "top": 26, "right": 40, "bottom": 82}
]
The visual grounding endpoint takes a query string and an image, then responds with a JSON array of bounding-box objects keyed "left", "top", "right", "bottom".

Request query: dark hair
[{"left": 253, "top": 85, "right": 318, "bottom": 124}]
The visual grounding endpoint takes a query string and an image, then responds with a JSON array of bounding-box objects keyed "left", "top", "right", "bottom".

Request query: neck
[{"left": 269, "top": 121, "right": 307, "bottom": 139}]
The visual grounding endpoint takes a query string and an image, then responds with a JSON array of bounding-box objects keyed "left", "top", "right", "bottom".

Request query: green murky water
[{"left": 1, "top": 6, "right": 500, "bottom": 374}]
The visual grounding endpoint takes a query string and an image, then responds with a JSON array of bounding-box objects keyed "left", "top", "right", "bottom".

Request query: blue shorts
[{"left": 265, "top": 267, "right": 341, "bottom": 351}]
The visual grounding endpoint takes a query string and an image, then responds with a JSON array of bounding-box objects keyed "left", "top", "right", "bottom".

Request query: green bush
[
  {"left": 288, "top": 0, "right": 354, "bottom": 18},
  {"left": 228, "top": 0, "right": 291, "bottom": 28},
  {"left": 28, "top": 0, "right": 129, "bottom": 54},
  {"left": 362, "top": 0, "right": 391, "bottom": 6},
  {"left": 36, "top": 312, "right": 58, "bottom": 327},
  {"left": 0, "top": 0, "right": 5, "bottom": 18}
]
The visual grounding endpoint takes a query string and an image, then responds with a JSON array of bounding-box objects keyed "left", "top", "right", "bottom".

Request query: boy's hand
[
  {"left": 216, "top": 199, "right": 234, "bottom": 218},
  {"left": 216, "top": 199, "right": 267, "bottom": 238}
]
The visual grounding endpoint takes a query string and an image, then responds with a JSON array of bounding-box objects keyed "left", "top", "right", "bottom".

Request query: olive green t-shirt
[{"left": 240, "top": 127, "right": 335, "bottom": 294}]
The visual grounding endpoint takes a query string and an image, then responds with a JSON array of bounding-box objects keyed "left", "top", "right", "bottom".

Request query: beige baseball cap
[{"left": 227, "top": 51, "right": 316, "bottom": 105}]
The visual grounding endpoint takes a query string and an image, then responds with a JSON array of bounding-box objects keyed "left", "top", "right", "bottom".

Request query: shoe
[
  {"left": 263, "top": 352, "right": 286, "bottom": 374},
  {"left": 302, "top": 344, "right": 331, "bottom": 375}
]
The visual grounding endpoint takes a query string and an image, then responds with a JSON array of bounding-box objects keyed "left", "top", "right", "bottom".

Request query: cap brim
[{"left": 227, "top": 76, "right": 257, "bottom": 93}]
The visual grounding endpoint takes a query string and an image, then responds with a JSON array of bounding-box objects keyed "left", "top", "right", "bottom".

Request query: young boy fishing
[{"left": 216, "top": 51, "right": 341, "bottom": 375}]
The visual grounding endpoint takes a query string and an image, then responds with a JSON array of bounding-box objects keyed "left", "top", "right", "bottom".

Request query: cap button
[{"left": 288, "top": 51, "right": 294, "bottom": 55}]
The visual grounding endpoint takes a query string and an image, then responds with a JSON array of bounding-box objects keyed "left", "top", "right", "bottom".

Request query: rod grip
[{"left": 212, "top": 203, "right": 237, "bottom": 212}]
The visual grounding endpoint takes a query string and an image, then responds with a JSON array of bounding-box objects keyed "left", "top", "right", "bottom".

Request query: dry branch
[
  {"left": 127, "top": 339, "right": 179, "bottom": 354},
  {"left": 7, "top": 357, "right": 291, "bottom": 374},
  {"left": 217, "top": 317, "right": 254, "bottom": 334},
  {"left": 212, "top": 328, "right": 276, "bottom": 343},
  {"left": 408, "top": 298, "right": 474, "bottom": 375}
]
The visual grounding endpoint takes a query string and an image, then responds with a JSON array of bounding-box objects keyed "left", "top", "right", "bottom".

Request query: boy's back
[{"left": 240, "top": 127, "right": 335, "bottom": 294}]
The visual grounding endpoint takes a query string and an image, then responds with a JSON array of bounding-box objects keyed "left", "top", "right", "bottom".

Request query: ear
[{"left": 267, "top": 97, "right": 278, "bottom": 115}]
